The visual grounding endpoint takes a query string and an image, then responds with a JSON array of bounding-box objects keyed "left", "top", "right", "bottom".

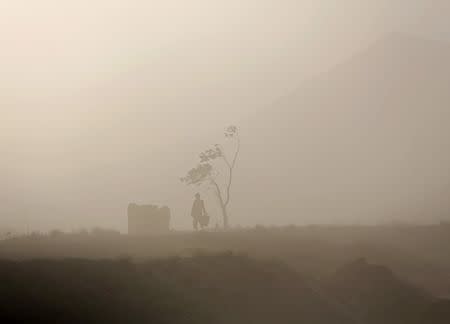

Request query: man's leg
[{"left": 193, "top": 217, "right": 198, "bottom": 231}]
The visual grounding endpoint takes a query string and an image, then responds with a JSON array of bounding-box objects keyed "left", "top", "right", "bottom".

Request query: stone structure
[{"left": 127, "top": 203, "right": 171, "bottom": 235}]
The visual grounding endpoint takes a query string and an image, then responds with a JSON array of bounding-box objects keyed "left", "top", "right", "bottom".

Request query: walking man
[{"left": 191, "top": 193, "right": 207, "bottom": 230}]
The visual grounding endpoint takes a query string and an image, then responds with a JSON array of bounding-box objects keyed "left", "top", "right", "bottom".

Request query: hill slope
[
  {"left": 325, "top": 258, "right": 433, "bottom": 324},
  {"left": 0, "top": 255, "right": 354, "bottom": 324}
]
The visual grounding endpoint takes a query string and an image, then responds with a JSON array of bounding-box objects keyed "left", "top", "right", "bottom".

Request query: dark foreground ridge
[
  {"left": 0, "top": 255, "right": 448, "bottom": 324},
  {"left": 0, "top": 255, "right": 350, "bottom": 324},
  {"left": 326, "top": 258, "right": 433, "bottom": 324},
  {"left": 2, "top": 225, "right": 450, "bottom": 298}
]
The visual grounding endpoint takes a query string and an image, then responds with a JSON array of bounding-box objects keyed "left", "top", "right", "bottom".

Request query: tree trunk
[
  {"left": 211, "top": 179, "right": 229, "bottom": 229},
  {"left": 221, "top": 203, "right": 229, "bottom": 229}
]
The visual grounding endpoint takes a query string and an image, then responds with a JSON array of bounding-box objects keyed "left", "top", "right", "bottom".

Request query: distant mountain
[
  {"left": 238, "top": 34, "right": 450, "bottom": 224},
  {"left": 325, "top": 258, "right": 433, "bottom": 324}
]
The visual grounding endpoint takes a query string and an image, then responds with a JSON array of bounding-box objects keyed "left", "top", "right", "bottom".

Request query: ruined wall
[{"left": 128, "top": 204, "right": 171, "bottom": 235}]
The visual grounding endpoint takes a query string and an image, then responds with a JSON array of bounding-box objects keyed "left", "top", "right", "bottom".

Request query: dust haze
[
  {"left": 2, "top": 0, "right": 450, "bottom": 230},
  {"left": 1, "top": 1, "right": 450, "bottom": 323}
]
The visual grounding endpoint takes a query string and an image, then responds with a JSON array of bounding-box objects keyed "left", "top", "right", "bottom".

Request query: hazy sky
[{"left": 1, "top": 1, "right": 450, "bottom": 231}]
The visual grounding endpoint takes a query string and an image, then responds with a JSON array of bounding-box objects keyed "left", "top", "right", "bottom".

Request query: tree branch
[
  {"left": 210, "top": 178, "right": 225, "bottom": 207},
  {"left": 231, "top": 135, "right": 240, "bottom": 169},
  {"left": 224, "top": 134, "right": 240, "bottom": 207}
]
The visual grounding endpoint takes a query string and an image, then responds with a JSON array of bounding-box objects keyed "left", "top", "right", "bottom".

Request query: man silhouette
[{"left": 191, "top": 193, "right": 207, "bottom": 230}]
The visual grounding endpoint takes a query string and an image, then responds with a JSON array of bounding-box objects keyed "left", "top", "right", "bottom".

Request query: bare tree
[{"left": 181, "top": 126, "right": 240, "bottom": 229}]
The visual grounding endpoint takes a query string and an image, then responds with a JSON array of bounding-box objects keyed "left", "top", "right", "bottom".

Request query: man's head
[{"left": 195, "top": 193, "right": 201, "bottom": 200}]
